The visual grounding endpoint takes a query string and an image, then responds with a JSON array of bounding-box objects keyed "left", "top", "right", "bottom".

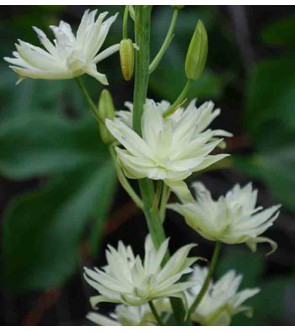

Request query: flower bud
[
  {"left": 119, "top": 38, "right": 134, "bottom": 81},
  {"left": 171, "top": 5, "right": 185, "bottom": 10},
  {"left": 98, "top": 89, "right": 115, "bottom": 144},
  {"left": 185, "top": 20, "right": 208, "bottom": 81}
]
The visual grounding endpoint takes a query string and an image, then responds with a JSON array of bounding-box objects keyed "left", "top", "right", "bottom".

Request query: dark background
[{"left": 0, "top": 5, "right": 295, "bottom": 326}]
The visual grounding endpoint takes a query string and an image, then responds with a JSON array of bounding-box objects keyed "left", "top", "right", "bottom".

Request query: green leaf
[
  {"left": 0, "top": 113, "right": 107, "bottom": 179},
  {"left": 233, "top": 276, "right": 295, "bottom": 325},
  {"left": 261, "top": 16, "right": 295, "bottom": 46},
  {"left": 234, "top": 141, "right": 295, "bottom": 212},
  {"left": 244, "top": 56, "right": 295, "bottom": 140},
  {"left": 216, "top": 247, "right": 265, "bottom": 288},
  {"left": 2, "top": 161, "right": 116, "bottom": 291},
  {"left": 89, "top": 166, "right": 117, "bottom": 256}
]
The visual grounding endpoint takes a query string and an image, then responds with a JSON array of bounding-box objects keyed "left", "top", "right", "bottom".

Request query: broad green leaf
[
  {"left": 261, "top": 16, "right": 295, "bottom": 46},
  {"left": 245, "top": 56, "right": 295, "bottom": 139},
  {"left": 2, "top": 161, "right": 116, "bottom": 291},
  {"left": 216, "top": 247, "right": 265, "bottom": 288},
  {"left": 234, "top": 146, "right": 295, "bottom": 212},
  {"left": 0, "top": 113, "right": 107, "bottom": 179},
  {"left": 233, "top": 276, "right": 295, "bottom": 325}
]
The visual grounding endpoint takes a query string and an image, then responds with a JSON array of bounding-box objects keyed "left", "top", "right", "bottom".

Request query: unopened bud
[
  {"left": 119, "top": 39, "right": 134, "bottom": 81},
  {"left": 98, "top": 89, "right": 115, "bottom": 144},
  {"left": 171, "top": 5, "right": 185, "bottom": 10},
  {"left": 185, "top": 20, "right": 208, "bottom": 81}
]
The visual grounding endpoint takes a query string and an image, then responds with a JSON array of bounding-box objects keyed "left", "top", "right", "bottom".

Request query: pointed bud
[
  {"left": 98, "top": 89, "right": 115, "bottom": 144},
  {"left": 119, "top": 39, "right": 134, "bottom": 81},
  {"left": 185, "top": 20, "right": 208, "bottom": 81}
]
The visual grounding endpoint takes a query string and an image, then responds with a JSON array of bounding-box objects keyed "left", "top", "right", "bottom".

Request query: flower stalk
[
  {"left": 148, "top": 301, "right": 164, "bottom": 326},
  {"left": 149, "top": 8, "right": 179, "bottom": 74},
  {"left": 109, "top": 145, "right": 143, "bottom": 209},
  {"left": 186, "top": 241, "right": 221, "bottom": 323},
  {"left": 132, "top": 6, "right": 187, "bottom": 325},
  {"left": 163, "top": 79, "right": 192, "bottom": 117},
  {"left": 123, "top": 5, "right": 129, "bottom": 39},
  {"left": 75, "top": 77, "right": 104, "bottom": 125}
]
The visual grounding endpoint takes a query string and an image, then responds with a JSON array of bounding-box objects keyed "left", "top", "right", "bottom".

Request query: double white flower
[
  {"left": 169, "top": 182, "right": 280, "bottom": 253},
  {"left": 84, "top": 234, "right": 197, "bottom": 306},
  {"left": 187, "top": 265, "right": 260, "bottom": 326},
  {"left": 106, "top": 99, "right": 231, "bottom": 184},
  {"left": 4, "top": 9, "right": 118, "bottom": 84},
  {"left": 87, "top": 299, "right": 170, "bottom": 326}
]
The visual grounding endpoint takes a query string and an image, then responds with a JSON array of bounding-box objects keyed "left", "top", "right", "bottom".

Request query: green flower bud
[
  {"left": 171, "top": 5, "right": 185, "bottom": 10},
  {"left": 98, "top": 89, "right": 115, "bottom": 144},
  {"left": 185, "top": 20, "right": 208, "bottom": 81},
  {"left": 119, "top": 38, "right": 134, "bottom": 81}
]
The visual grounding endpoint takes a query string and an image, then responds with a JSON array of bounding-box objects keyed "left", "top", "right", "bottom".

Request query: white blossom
[
  {"left": 186, "top": 265, "right": 260, "bottom": 325},
  {"left": 4, "top": 9, "right": 119, "bottom": 84},
  {"left": 106, "top": 99, "right": 231, "bottom": 183},
  {"left": 87, "top": 299, "right": 170, "bottom": 326},
  {"left": 169, "top": 182, "right": 280, "bottom": 253},
  {"left": 84, "top": 234, "right": 197, "bottom": 306}
]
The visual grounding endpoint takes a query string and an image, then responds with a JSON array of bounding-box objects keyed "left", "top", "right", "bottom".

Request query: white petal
[
  {"left": 86, "top": 312, "right": 119, "bottom": 326},
  {"left": 85, "top": 63, "right": 108, "bottom": 85},
  {"left": 93, "top": 43, "right": 120, "bottom": 63}
]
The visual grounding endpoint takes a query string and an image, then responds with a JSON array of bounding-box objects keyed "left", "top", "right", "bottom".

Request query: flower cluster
[
  {"left": 85, "top": 259, "right": 259, "bottom": 326},
  {"left": 6, "top": 7, "right": 281, "bottom": 327},
  {"left": 4, "top": 10, "right": 118, "bottom": 84}
]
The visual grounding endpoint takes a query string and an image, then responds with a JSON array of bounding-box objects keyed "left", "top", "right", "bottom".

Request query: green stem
[
  {"left": 109, "top": 145, "right": 143, "bottom": 209},
  {"left": 149, "top": 9, "right": 179, "bottom": 74},
  {"left": 132, "top": 6, "right": 166, "bottom": 247},
  {"left": 139, "top": 179, "right": 167, "bottom": 249},
  {"left": 132, "top": 6, "right": 152, "bottom": 135},
  {"left": 159, "top": 183, "right": 170, "bottom": 223},
  {"left": 186, "top": 241, "right": 222, "bottom": 323},
  {"left": 152, "top": 181, "right": 163, "bottom": 212},
  {"left": 133, "top": 6, "right": 187, "bottom": 325},
  {"left": 122, "top": 5, "right": 129, "bottom": 39},
  {"left": 75, "top": 77, "right": 104, "bottom": 125},
  {"left": 149, "top": 301, "right": 164, "bottom": 326},
  {"left": 163, "top": 79, "right": 192, "bottom": 118}
]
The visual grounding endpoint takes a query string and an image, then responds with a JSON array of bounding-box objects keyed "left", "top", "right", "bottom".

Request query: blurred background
[{"left": 0, "top": 5, "right": 295, "bottom": 326}]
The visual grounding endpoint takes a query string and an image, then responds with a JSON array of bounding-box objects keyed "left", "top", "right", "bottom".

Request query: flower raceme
[
  {"left": 169, "top": 182, "right": 280, "bottom": 254},
  {"left": 85, "top": 265, "right": 259, "bottom": 326},
  {"left": 4, "top": 9, "right": 118, "bottom": 85},
  {"left": 106, "top": 99, "right": 232, "bottom": 183},
  {"left": 186, "top": 265, "right": 260, "bottom": 326},
  {"left": 84, "top": 235, "right": 198, "bottom": 307}
]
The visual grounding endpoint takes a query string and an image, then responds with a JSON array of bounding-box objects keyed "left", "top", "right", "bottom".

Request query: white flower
[
  {"left": 168, "top": 182, "right": 280, "bottom": 253},
  {"left": 106, "top": 99, "right": 231, "bottom": 183},
  {"left": 84, "top": 234, "right": 197, "bottom": 306},
  {"left": 87, "top": 299, "right": 170, "bottom": 326},
  {"left": 4, "top": 9, "right": 119, "bottom": 85},
  {"left": 187, "top": 265, "right": 260, "bottom": 326}
]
